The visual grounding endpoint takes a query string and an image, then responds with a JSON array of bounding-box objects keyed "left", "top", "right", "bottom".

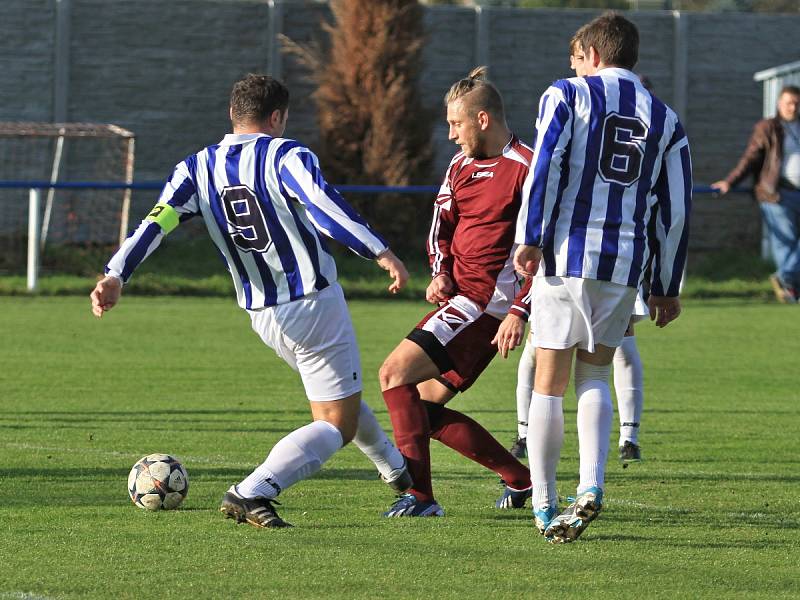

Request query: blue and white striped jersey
[
  {"left": 106, "top": 133, "right": 388, "bottom": 310},
  {"left": 515, "top": 68, "right": 692, "bottom": 297}
]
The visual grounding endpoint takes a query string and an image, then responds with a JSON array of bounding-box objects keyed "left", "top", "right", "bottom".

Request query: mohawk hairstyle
[{"left": 444, "top": 66, "right": 505, "bottom": 120}]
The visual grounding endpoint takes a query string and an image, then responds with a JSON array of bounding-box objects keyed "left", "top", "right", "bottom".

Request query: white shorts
[
  {"left": 630, "top": 290, "right": 648, "bottom": 325},
  {"left": 248, "top": 282, "right": 361, "bottom": 402},
  {"left": 531, "top": 276, "right": 637, "bottom": 352}
]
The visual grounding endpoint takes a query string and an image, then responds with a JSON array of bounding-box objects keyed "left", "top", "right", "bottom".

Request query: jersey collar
[
  {"left": 220, "top": 133, "right": 269, "bottom": 145},
  {"left": 596, "top": 67, "right": 640, "bottom": 82}
]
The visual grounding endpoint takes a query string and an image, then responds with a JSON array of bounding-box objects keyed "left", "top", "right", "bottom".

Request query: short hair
[
  {"left": 444, "top": 66, "right": 505, "bottom": 120},
  {"left": 569, "top": 24, "right": 589, "bottom": 55},
  {"left": 580, "top": 12, "right": 639, "bottom": 70},
  {"left": 230, "top": 73, "right": 289, "bottom": 126},
  {"left": 780, "top": 85, "right": 800, "bottom": 98}
]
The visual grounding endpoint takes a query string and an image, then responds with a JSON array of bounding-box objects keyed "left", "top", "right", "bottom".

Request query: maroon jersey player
[{"left": 379, "top": 67, "right": 534, "bottom": 517}]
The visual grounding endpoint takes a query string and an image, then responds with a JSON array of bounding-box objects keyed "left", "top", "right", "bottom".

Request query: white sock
[
  {"left": 236, "top": 420, "right": 343, "bottom": 499},
  {"left": 515, "top": 340, "right": 536, "bottom": 439},
  {"left": 352, "top": 400, "right": 405, "bottom": 477},
  {"left": 575, "top": 359, "right": 613, "bottom": 495},
  {"left": 527, "top": 392, "right": 563, "bottom": 509},
  {"left": 614, "top": 336, "right": 643, "bottom": 446}
]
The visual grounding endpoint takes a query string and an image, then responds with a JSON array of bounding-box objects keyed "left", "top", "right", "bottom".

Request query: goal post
[{"left": 0, "top": 122, "right": 135, "bottom": 281}]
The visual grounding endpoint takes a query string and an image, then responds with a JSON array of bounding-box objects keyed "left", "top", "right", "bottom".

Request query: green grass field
[{"left": 1, "top": 296, "right": 798, "bottom": 599}]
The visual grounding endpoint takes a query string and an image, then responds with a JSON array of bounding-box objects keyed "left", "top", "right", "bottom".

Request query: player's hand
[
  {"left": 513, "top": 244, "right": 542, "bottom": 277},
  {"left": 90, "top": 275, "right": 122, "bottom": 318},
  {"left": 426, "top": 274, "right": 453, "bottom": 304},
  {"left": 376, "top": 249, "right": 409, "bottom": 294},
  {"left": 491, "top": 313, "right": 525, "bottom": 359},
  {"left": 710, "top": 180, "right": 730, "bottom": 195},
  {"left": 648, "top": 295, "right": 681, "bottom": 328}
]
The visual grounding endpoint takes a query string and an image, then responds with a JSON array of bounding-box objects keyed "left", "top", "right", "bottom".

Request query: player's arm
[
  {"left": 514, "top": 83, "right": 574, "bottom": 275},
  {"left": 649, "top": 123, "right": 692, "bottom": 327},
  {"left": 426, "top": 173, "right": 458, "bottom": 303},
  {"left": 491, "top": 275, "right": 532, "bottom": 358},
  {"left": 90, "top": 159, "right": 200, "bottom": 317},
  {"left": 278, "top": 146, "right": 408, "bottom": 292}
]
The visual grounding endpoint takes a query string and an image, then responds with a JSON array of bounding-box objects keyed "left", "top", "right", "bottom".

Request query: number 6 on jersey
[{"left": 599, "top": 113, "right": 648, "bottom": 187}]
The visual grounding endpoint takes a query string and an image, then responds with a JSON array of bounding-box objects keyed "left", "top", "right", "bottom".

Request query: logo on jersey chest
[{"left": 471, "top": 170, "right": 494, "bottom": 179}]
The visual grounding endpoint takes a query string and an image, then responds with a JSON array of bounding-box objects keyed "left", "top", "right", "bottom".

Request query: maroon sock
[
  {"left": 430, "top": 406, "right": 531, "bottom": 490},
  {"left": 382, "top": 385, "right": 434, "bottom": 502}
]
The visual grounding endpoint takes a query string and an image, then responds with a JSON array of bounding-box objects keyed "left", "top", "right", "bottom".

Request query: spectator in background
[{"left": 712, "top": 85, "right": 800, "bottom": 303}]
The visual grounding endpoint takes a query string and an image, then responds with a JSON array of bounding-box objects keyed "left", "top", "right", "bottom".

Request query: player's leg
[
  {"left": 417, "top": 378, "right": 531, "bottom": 505},
  {"left": 527, "top": 345, "right": 573, "bottom": 531},
  {"left": 224, "top": 283, "right": 400, "bottom": 527},
  {"left": 379, "top": 296, "right": 490, "bottom": 516},
  {"left": 234, "top": 393, "right": 358, "bottom": 500},
  {"left": 352, "top": 398, "right": 412, "bottom": 492},
  {"left": 614, "top": 322, "right": 643, "bottom": 463},
  {"left": 512, "top": 333, "right": 536, "bottom": 458},
  {"left": 380, "top": 338, "right": 442, "bottom": 512},
  {"left": 523, "top": 275, "right": 587, "bottom": 535},
  {"left": 545, "top": 280, "right": 637, "bottom": 543}
]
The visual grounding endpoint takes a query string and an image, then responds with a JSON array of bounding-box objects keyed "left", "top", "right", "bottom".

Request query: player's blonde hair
[{"left": 444, "top": 66, "right": 505, "bottom": 119}]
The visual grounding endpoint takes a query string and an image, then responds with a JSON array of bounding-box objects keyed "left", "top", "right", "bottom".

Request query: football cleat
[
  {"left": 383, "top": 493, "right": 444, "bottom": 517},
  {"left": 544, "top": 487, "right": 603, "bottom": 543},
  {"left": 495, "top": 485, "right": 532, "bottom": 509},
  {"left": 509, "top": 436, "right": 527, "bottom": 459},
  {"left": 379, "top": 458, "right": 413, "bottom": 493},
  {"left": 533, "top": 504, "right": 559, "bottom": 537},
  {"left": 219, "top": 486, "right": 292, "bottom": 528},
  {"left": 619, "top": 441, "right": 642, "bottom": 465}
]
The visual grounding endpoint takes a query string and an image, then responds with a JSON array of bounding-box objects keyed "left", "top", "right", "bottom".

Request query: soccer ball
[{"left": 127, "top": 453, "right": 189, "bottom": 510}]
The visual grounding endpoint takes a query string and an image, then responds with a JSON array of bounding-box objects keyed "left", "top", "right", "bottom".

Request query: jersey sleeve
[
  {"left": 516, "top": 82, "right": 574, "bottom": 247},
  {"left": 277, "top": 146, "right": 388, "bottom": 259},
  {"left": 105, "top": 158, "right": 200, "bottom": 283},
  {"left": 650, "top": 122, "right": 692, "bottom": 297},
  {"left": 508, "top": 275, "right": 533, "bottom": 321},
  {"left": 426, "top": 164, "right": 459, "bottom": 278}
]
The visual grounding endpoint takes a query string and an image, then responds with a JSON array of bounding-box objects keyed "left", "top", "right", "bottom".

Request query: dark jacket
[{"left": 724, "top": 117, "right": 786, "bottom": 204}]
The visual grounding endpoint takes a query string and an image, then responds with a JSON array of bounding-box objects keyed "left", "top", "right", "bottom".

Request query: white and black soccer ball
[{"left": 127, "top": 453, "right": 189, "bottom": 511}]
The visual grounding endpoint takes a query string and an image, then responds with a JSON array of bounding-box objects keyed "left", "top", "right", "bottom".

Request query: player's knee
[
  {"left": 574, "top": 359, "right": 612, "bottom": 385},
  {"left": 378, "top": 357, "right": 407, "bottom": 390},
  {"left": 337, "top": 421, "right": 358, "bottom": 445}
]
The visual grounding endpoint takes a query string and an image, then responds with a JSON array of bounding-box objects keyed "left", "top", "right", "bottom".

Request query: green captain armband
[{"left": 145, "top": 203, "right": 179, "bottom": 234}]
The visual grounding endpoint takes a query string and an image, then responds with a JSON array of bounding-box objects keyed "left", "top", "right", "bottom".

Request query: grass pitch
[{"left": 1, "top": 296, "right": 798, "bottom": 599}]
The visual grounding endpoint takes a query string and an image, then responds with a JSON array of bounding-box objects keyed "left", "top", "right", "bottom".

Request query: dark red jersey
[{"left": 427, "top": 135, "right": 533, "bottom": 319}]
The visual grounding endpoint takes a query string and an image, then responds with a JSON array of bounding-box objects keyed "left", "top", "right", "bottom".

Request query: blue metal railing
[{"left": 1, "top": 180, "right": 747, "bottom": 292}]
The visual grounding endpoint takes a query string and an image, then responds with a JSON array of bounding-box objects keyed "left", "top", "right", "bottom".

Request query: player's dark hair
[
  {"left": 444, "top": 66, "right": 505, "bottom": 120},
  {"left": 581, "top": 12, "right": 639, "bottom": 70},
  {"left": 230, "top": 73, "right": 289, "bottom": 125},
  {"left": 780, "top": 85, "right": 800, "bottom": 98}
]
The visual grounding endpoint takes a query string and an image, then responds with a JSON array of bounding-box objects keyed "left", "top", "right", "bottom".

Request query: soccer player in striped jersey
[
  {"left": 90, "top": 74, "right": 412, "bottom": 528},
  {"left": 514, "top": 13, "right": 692, "bottom": 543},
  {"left": 379, "top": 68, "right": 534, "bottom": 517},
  {"left": 509, "top": 27, "right": 648, "bottom": 466}
]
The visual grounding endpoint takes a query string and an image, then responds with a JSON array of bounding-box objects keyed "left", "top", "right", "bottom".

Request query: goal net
[{"left": 0, "top": 122, "right": 135, "bottom": 276}]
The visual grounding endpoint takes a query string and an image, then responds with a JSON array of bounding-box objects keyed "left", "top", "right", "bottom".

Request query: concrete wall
[{"left": 2, "top": 0, "right": 798, "bottom": 255}]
